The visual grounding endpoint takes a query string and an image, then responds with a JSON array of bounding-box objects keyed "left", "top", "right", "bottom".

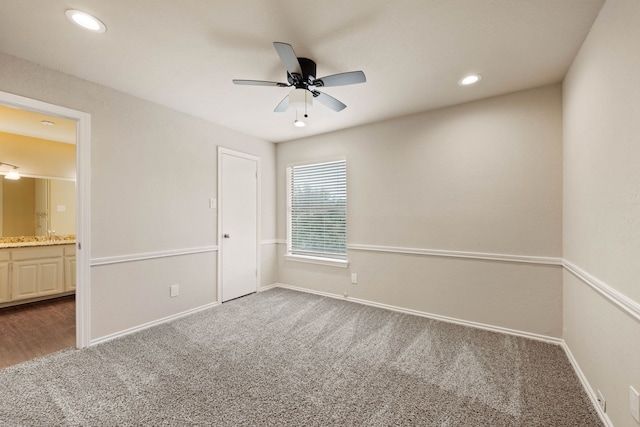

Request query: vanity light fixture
[
  {"left": 458, "top": 74, "right": 481, "bottom": 86},
  {"left": 41, "top": 120, "right": 55, "bottom": 126},
  {"left": 0, "top": 162, "right": 20, "bottom": 180},
  {"left": 65, "top": 9, "right": 107, "bottom": 33}
]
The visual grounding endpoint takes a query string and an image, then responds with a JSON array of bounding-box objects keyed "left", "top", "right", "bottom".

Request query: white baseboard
[
  {"left": 271, "top": 283, "right": 619, "bottom": 423},
  {"left": 561, "top": 341, "right": 613, "bottom": 427},
  {"left": 271, "top": 283, "right": 612, "bottom": 423},
  {"left": 89, "top": 301, "right": 219, "bottom": 346},
  {"left": 271, "top": 283, "right": 562, "bottom": 345},
  {"left": 88, "top": 281, "right": 607, "bottom": 425}
]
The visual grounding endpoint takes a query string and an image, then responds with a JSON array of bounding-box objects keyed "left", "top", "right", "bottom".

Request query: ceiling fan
[{"left": 232, "top": 42, "right": 366, "bottom": 113}]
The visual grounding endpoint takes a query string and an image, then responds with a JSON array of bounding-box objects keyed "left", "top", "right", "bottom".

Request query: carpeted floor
[{"left": 0, "top": 288, "right": 601, "bottom": 426}]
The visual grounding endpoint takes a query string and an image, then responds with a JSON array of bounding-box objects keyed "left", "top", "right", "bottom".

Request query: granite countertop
[{"left": 0, "top": 236, "right": 76, "bottom": 249}]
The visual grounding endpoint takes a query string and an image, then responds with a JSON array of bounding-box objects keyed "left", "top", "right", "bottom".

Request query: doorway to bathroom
[{"left": 0, "top": 91, "right": 91, "bottom": 368}]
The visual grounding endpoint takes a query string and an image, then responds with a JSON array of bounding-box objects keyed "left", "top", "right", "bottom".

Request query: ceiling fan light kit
[
  {"left": 289, "top": 88, "right": 312, "bottom": 110},
  {"left": 290, "top": 89, "right": 311, "bottom": 127},
  {"left": 233, "top": 42, "right": 366, "bottom": 125}
]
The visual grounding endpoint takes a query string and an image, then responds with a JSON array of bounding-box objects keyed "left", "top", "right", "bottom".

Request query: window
[{"left": 287, "top": 160, "right": 347, "bottom": 265}]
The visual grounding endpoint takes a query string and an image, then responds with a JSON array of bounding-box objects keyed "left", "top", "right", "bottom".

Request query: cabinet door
[
  {"left": 11, "top": 262, "right": 39, "bottom": 300},
  {"left": 39, "top": 259, "right": 64, "bottom": 296},
  {"left": 11, "top": 258, "right": 64, "bottom": 301},
  {"left": 0, "top": 263, "right": 9, "bottom": 303},
  {"left": 65, "top": 257, "right": 76, "bottom": 291}
]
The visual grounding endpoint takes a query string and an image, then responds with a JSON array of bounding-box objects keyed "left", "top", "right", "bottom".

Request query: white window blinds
[{"left": 289, "top": 160, "right": 346, "bottom": 259}]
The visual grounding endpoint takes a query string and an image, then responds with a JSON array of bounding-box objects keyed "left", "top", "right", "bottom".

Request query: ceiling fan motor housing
[{"left": 288, "top": 57, "right": 317, "bottom": 88}]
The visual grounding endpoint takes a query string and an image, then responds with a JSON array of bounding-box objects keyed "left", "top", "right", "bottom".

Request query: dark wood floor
[{"left": 0, "top": 296, "right": 75, "bottom": 369}]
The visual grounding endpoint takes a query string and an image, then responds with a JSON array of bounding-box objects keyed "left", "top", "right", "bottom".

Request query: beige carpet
[{"left": 0, "top": 288, "right": 601, "bottom": 426}]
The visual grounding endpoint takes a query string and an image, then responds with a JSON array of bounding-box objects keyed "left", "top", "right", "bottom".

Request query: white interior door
[{"left": 219, "top": 148, "right": 258, "bottom": 302}]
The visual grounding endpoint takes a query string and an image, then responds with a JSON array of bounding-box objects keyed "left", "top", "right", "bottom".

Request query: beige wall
[
  {"left": 563, "top": 0, "right": 640, "bottom": 425},
  {"left": 0, "top": 52, "right": 276, "bottom": 340},
  {"left": 3, "top": 8, "right": 638, "bottom": 422},
  {"left": 49, "top": 179, "right": 75, "bottom": 236},
  {"left": 277, "top": 84, "right": 564, "bottom": 337},
  {"left": 0, "top": 131, "right": 76, "bottom": 179}
]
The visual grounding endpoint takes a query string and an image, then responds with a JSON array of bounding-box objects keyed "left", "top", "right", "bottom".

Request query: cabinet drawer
[
  {"left": 0, "top": 251, "right": 9, "bottom": 262},
  {"left": 64, "top": 245, "right": 76, "bottom": 256},
  {"left": 11, "top": 246, "right": 65, "bottom": 261}
]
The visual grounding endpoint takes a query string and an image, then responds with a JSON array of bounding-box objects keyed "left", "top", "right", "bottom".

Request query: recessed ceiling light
[
  {"left": 459, "top": 74, "right": 481, "bottom": 86},
  {"left": 65, "top": 9, "right": 107, "bottom": 33},
  {"left": 41, "top": 120, "right": 55, "bottom": 126}
]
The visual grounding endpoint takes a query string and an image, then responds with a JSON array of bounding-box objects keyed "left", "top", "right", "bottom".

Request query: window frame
[{"left": 285, "top": 159, "right": 349, "bottom": 268}]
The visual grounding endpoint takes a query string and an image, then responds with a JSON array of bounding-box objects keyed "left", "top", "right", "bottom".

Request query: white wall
[
  {"left": 563, "top": 0, "right": 640, "bottom": 425},
  {"left": 277, "top": 84, "right": 564, "bottom": 337},
  {"left": 0, "top": 52, "right": 276, "bottom": 340}
]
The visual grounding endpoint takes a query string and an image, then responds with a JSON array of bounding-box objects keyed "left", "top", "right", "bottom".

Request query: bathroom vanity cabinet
[{"left": 0, "top": 243, "right": 75, "bottom": 306}]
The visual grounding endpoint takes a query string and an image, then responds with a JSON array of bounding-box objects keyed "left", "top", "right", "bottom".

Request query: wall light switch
[
  {"left": 57, "top": 205, "right": 66, "bottom": 212},
  {"left": 170, "top": 284, "right": 180, "bottom": 298},
  {"left": 209, "top": 198, "right": 217, "bottom": 209},
  {"left": 351, "top": 273, "right": 358, "bottom": 284}
]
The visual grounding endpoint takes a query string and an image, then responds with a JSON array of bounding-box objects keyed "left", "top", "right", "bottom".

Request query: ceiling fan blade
[
  {"left": 313, "top": 91, "right": 347, "bottom": 112},
  {"left": 233, "top": 79, "right": 289, "bottom": 87},
  {"left": 274, "top": 95, "right": 289, "bottom": 112},
  {"left": 315, "top": 71, "right": 366, "bottom": 87},
  {"left": 273, "top": 42, "right": 302, "bottom": 76}
]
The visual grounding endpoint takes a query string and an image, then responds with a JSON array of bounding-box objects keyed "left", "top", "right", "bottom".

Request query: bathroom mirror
[{"left": 0, "top": 177, "right": 75, "bottom": 238}]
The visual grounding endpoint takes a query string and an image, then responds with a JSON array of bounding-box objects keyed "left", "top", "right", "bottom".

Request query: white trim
[
  {"left": 347, "top": 244, "right": 639, "bottom": 323},
  {"left": 258, "top": 283, "right": 278, "bottom": 292},
  {"left": 286, "top": 156, "right": 348, "bottom": 169},
  {"left": 0, "top": 91, "right": 92, "bottom": 349},
  {"left": 217, "top": 147, "right": 261, "bottom": 304},
  {"left": 284, "top": 253, "right": 350, "bottom": 268},
  {"left": 89, "top": 301, "right": 219, "bottom": 346},
  {"left": 563, "top": 259, "right": 640, "bottom": 323},
  {"left": 265, "top": 283, "right": 609, "bottom": 422},
  {"left": 560, "top": 341, "right": 614, "bottom": 427},
  {"left": 272, "top": 283, "right": 562, "bottom": 344},
  {"left": 283, "top": 242, "right": 638, "bottom": 322},
  {"left": 275, "top": 239, "right": 287, "bottom": 245},
  {"left": 260, "top": 239, "right": 279, "bottom": 245},
  {"left": 90, "top": 246, "right": 218, "bottom": 266},
  {"left": 347, "top": 243, "right": 563, "bottom": 266}
]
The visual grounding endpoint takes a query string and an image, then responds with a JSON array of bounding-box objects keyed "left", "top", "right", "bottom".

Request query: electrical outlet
[
  {"left": 630, "top": 386, "right": 640, "bottom": 423},
  {"left": 351, "top": 273, "right": 358, "bottom": 284},
  {"left": 597, "top": 389, "right": 606, "bottom": 413},
  {"left": 170, "top": 284, "right": 179, "bottom": 297}
]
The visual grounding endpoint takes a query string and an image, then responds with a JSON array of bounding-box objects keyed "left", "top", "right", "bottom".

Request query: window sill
[{"left": 284, "top": 254, "right": 349, "bottom": 268}]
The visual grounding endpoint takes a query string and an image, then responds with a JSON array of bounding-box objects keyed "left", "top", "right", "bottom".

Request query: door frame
[
  {"left": 0, "top": 91, "right": 91, "bottom": 348},
  {"left": 217, "top": 146, "right": 261, "bottom": 304}
]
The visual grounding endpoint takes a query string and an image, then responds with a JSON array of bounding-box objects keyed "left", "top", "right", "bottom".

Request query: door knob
[{"left": 223, "top": 233, "right": 230, "bottom": 238}]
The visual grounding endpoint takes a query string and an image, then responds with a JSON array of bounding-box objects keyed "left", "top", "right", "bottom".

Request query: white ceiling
[{"left": 0, "top": 0, "right": 604, "bottom": 143}]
